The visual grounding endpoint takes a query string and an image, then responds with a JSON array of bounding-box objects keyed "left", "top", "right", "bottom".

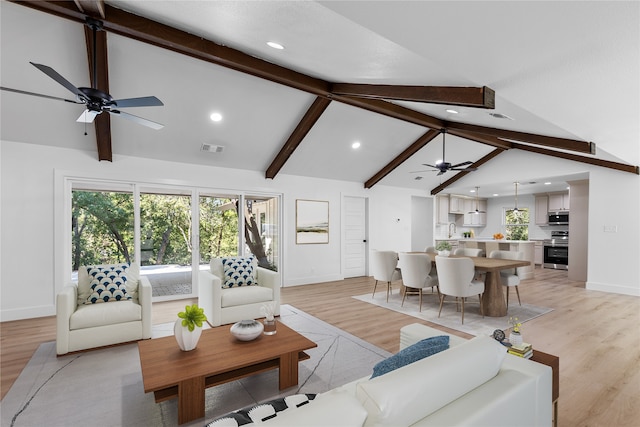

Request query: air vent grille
[{"left": 201, "top": 143, "right": 224, "bottom": 153}]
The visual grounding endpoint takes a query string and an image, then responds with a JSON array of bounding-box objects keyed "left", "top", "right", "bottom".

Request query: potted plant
[
  {"left": 435, "top": 241, "right": 452, "bottom": 257},
  {"left": 174, "top": 304, "right": 207, "bottom": 351}
]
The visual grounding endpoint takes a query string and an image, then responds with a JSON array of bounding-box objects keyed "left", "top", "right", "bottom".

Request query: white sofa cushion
[
  {"left": 357, "top": 336, "right": 506, "bottom": 427},
  {"left": 70, "top": 300, "right": 142, "bottom": 330},
  {"left": 221, "top": 286, "right": 274, "bottom": 308}
]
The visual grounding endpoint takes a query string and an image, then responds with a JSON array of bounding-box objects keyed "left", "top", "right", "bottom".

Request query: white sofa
[
  {"left": 238, "top": 323, "right": 552, "bottom": 426},
  {"left": 56, "top": 263, "right": 152, "bottom": 355},
  {"left": 199, "top": 258, "right": 280, "bottom": 327}
]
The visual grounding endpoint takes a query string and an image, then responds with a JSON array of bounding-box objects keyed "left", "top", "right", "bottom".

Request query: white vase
[
  {"left": 174, "top": 319, "right": 202, "bottom": 351},
  {"left": 509, "top": 331, "right": 523, "bottom": 347},
  {"left": 438, "top": 250, "right": 450, "bottom": 257},
  {"left": 230, "top": 319, "right": 264, "bottom": 341}
]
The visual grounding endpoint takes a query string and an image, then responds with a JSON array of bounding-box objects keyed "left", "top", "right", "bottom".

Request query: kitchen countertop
[{"left": 458, "top": 239, "right": 535, "bottom": 243}]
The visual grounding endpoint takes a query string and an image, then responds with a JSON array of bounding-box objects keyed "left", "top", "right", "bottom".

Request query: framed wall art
[{"left": 296, "top": 199, "right": 329, "bottom": 244}]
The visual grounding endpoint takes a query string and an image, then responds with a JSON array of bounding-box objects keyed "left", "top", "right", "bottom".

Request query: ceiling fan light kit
[
  {"left": 419, "top": 129, "right": 478, "bottom": 176},
  {"left": 2, "top": 18, "right": 164, "bottom": 131}
]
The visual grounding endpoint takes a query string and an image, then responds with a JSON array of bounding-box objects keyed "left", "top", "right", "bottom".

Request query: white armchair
[
  {"left": 56, "top": 262, "right": 152, "bottom": 355},
  {"left": 199, "top": 257, "right": 281, "bottom": 327}
]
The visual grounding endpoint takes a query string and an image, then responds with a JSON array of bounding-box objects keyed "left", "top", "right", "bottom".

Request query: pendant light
[
  {"left": 513, "top": 181, "right": 520, "bottom": 214},
  {"left": 468, "top": 186, "right": 486, "bottom": 214}
]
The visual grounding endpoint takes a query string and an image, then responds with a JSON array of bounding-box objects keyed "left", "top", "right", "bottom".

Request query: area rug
[
  {"left": 1, "top": 305, "right": 391, "bottom": 427},
  {"left": 353, "top": 290, "right": 553, "bottom": 337}
]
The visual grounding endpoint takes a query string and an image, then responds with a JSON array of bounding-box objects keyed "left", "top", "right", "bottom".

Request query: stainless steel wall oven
[{"left": 543, "top": 231, "right": 568, "bottom": 270}]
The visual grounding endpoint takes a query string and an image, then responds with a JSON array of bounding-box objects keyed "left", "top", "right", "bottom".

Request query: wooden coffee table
[{"left": 138, "top": 321, "right": 317, "bottom": 424}]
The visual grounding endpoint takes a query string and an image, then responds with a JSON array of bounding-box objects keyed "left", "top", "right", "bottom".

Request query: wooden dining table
[{"left": 426, "top": 254, "right": 531, "bottom": 317}]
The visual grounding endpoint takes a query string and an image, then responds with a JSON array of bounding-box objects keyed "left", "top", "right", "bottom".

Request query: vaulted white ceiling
[{"left": 1, "top": 1, "right": 638, "bottom": 197}]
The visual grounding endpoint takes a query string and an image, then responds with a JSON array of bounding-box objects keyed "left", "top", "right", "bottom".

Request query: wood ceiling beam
[
  {"left": 446, "top": 129, "right": 512, "bottom": 150},
  {"left": 334, "top": 96, "right": 444, "bottom": 130},
  {"left": 332, "top": 84, "right": 495, "bottom": 109},
  {"left": 512, "top": 143, "right": 639, "bottom": 175},
  {"left": 84, "top": 20, "right": 112, "bottom": 161},
  {"left": 430, "top": 149, "right": 504, "bottom": 195},
  {"left": 445, "top": 121, "right": 594, "bottom": 154},
  {"left": 73, "top": 0, "right": 104, "bottom": 18},
  {"left": 364, "top": 129, "right": 440, "bottom": 189},
  {"left": 266, "top": 97, "right": 332, "bottom": 179}
]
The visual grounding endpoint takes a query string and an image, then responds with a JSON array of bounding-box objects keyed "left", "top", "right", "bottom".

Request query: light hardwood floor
[{"left": 2, "top": 267, "right": 639, "bottom": 426}]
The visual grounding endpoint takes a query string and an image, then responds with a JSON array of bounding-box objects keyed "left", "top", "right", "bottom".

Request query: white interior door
[{"left": 343, "top": 196, "right": 367, "bottom": 278}]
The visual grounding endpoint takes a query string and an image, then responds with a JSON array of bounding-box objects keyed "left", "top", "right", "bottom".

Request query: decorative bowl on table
[{"left": 230, "top": 319, "right": 264, "bottom": 341}]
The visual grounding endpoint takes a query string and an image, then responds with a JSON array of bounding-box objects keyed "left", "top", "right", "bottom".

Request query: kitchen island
[{"left": 457, "top": 239, "right": 535, "bottom": 279}]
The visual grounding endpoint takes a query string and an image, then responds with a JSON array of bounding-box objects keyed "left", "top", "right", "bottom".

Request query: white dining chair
[
  {"left": 453, "top": 247, "right": 485, "bottom": 257},
  {"left": 370, "top": 250, "right": 402, "bottom": 302},
  {"left": 398, "top": 252, "right": 439, "bottom": 311},
  {"left": 435, "top": 256, "right": 484, "bottom": 324},
  {"left": 488, "top": 250, "right": 525, "bottom": 307}
]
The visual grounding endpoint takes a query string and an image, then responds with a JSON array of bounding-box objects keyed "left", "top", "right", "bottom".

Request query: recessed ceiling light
[
  {"left": 266, "top": 41, "right": 284, "bottom": 50},
  {"left": 352, "top": 141, "right": 361, "bottom": 149},
  {"left": 544, "top": 182, "right": 551, "bottom": 185},
  {"left": 446, "top": 109, "right": 459, "bottom": 114},
  {"left": 470, "top": 189, "right": 476, "bottom": 193},
  {"left": 493, "top": 193, "right": 499, "bottom": 197},
  {"left": 210, "top": 112, "right": 222, "bottom": 122}
]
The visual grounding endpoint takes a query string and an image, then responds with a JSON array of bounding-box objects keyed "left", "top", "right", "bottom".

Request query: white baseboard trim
[
  {"left": 284, "top": 273, "right": 343, "bottom": 287},
  {"left": 586, "top": 281, "right": 640, "bottom": 297},
  {"left": 1, "top": 304, "right": 55, "bottom": 322}
]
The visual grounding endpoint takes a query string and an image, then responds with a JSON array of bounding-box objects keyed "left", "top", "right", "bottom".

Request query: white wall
[{"left": 0, "top": 141, "right": 427, "bottom": 321}]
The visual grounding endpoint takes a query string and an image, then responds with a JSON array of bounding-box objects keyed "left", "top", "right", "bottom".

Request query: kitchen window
[{"left": 504, "top": 208, "right": 529, "bottom": 240}]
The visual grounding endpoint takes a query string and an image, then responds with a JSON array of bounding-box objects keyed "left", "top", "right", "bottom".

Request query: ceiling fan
[
  {"left": 0, "top": 18, "right": 164, "bottom": 130},
  {"left": 411, "top": 129, "right": 477, "bottom": 176}
]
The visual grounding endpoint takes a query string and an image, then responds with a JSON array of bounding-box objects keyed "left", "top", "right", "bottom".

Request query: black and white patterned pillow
[
  {"left": 221, "top": 256, "right": 257, "bottom": 288},
  {"left": 83, "top": 264, "right": 132, "bottom": 304},
  {"left": 207, "top": 394, "right": 316, "bottom": 426}
]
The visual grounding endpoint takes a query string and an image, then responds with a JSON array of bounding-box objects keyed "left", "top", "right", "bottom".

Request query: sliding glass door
[{"left": 68, "top": 181, "right": 281, "bottom": 301}]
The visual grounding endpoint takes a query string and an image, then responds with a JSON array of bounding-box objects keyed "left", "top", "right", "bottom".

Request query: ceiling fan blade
[
  {"left": 451, "top": 167, "right": 478, "bottom": 171},
  {"left": 77, "top": 109, "right": 100, "bottom": 123},
  {"left": 450, "top": 161, "right": 473, "bottom": 168},
  {"left": 110, "top": 110, "right": 164, "bottom": 130},
  {"left": 0, "top": 86, "right": 82, "bottom": 104},
  {"left": 112, "top": 96, "right": 164, "bottom": 108},
  {"left": 437, "top": 170, "right": 446, "bottom": 176},
  {"left": 30, "top": 62, "right": 86, "bottom": 100},
  {"left": 421, "top": 164, "right": 438, "bottom": 168},
  {"left": 409, "top": 170, "right": 433, "bottom": 173}
]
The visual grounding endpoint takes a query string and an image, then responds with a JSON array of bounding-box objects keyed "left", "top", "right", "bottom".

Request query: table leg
[
  {"left": 279, "top": 351, "right": 299, "bottom": 390},
  {"left": 482, "top": 271, "right": 507, "bottom": 317},
  {"left": 178, "top": 376, "right": 205, "bottom": 424}
]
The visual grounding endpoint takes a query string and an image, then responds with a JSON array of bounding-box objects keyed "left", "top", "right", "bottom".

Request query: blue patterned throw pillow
[
  {"left": 371, "top": 335, "right": 450, "bottom": 378},
  {"left": 207, "top": 394, "right": 316, "bottom": 426},
  {"left": 84, "top": 263, "right": 132, "bottom": 304},
  {"left": 222, "top": 256, "right": 257, "bottom": 288}
]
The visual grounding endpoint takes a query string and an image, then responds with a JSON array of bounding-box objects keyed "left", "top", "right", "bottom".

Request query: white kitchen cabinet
[
  {"left": 463, "top": 198, "right": 487, "bottom": 226},
  {"left": 449, "top": 195, "right": 465, "bottom": 214},
  {"left": 535, "top": 195, "right": 549, "bottom": 225},
  {"left": 436, "top": 195, "right": 450, "bottom": 224},
  {"left": 534, "top": 241, "right": 543, "bottom": 265},
  {"left": 548, "top": 192, "right": 570, "bottom": 211}
]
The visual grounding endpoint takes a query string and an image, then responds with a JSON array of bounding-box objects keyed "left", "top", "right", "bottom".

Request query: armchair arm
[
  {"left": 256, "top": 267, "right": 281, "bottom": 316},
  {"left": 199, "top": 269, "right": 223, "bottom": 326},
  {"left": 138, "top": 276, "right": 152, "bottom": 339},
  {"left": 56, "top": 283, "right": 78, "bottom": 355}
]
